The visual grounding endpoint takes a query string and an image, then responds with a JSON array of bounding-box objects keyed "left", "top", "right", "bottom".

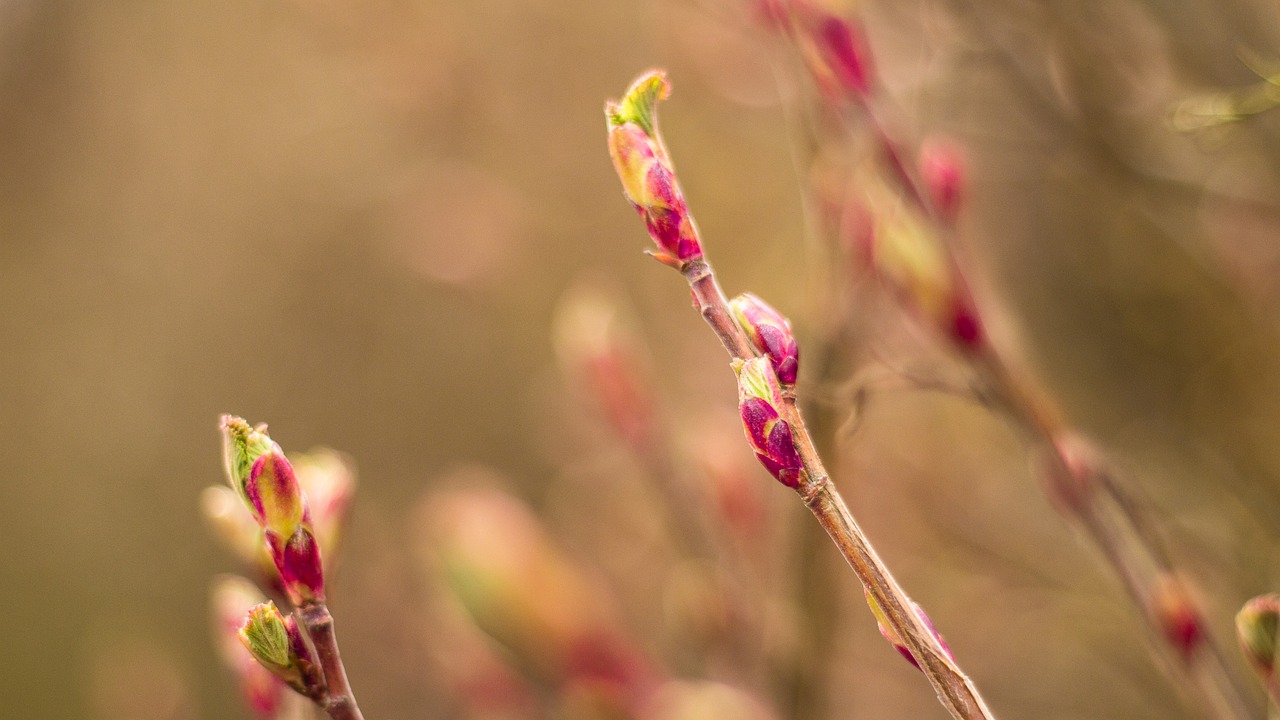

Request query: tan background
[{"left": 5, "top": 0, "right": 1280, "bottom": 718}]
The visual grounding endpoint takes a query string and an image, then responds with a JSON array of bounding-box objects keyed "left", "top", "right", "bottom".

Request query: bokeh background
[{"left": 7, "top": 0, "right": 1280, "bottom": 718}]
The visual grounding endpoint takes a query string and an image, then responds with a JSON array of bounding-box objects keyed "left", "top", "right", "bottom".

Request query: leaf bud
[
  {"left": 606, "top": 71, "right": 703, "bottom": 266},
  {"left": 238, "top": 602, "right": 321, "bottom": 698},
  {"left": 730, "top": 293, "right": 799, "bottom": 386},
  {"left": 734, "top": 358, "right": 804, "bottom": 489}
]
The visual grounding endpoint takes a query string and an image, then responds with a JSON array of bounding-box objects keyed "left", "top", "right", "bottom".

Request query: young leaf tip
[{"left": 605, "top": 70, "right": 671, "bottom": 137}]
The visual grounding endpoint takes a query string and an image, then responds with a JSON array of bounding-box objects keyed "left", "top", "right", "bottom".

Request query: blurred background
[{"left": 6, "top": 0, "right": 1280, "bottom": 718}]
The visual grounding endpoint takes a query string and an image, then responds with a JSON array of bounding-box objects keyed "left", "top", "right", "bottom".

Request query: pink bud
[
  {"left": 736, "top": 358, "right": 805, "bottom": 488},
  {"left": 814, "top": 15, "right": 871, "bottom": 96},
  {"left": 606, "top": 72, "right": 704, "bottom": 266},
  {"left": 730, "top": 293, "right": 800, "bottom": 385},
  {"left": 267, "top": 525, "right": 326, "bottom": 604}
]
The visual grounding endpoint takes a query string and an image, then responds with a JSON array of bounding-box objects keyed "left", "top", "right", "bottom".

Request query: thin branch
[
  {"left": 298, "top": 600, "right": 366, "bottom": 720},
  {"left": 678, "top": 258, "right": 998, "bottom": 720}
]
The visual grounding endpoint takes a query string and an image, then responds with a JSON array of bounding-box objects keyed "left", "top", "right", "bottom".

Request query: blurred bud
[
  {"left": 865, "top": 589, "right": 953, "bottom": 671},
  {"left": 211, "top": 576, "right": 288, "bottom": 718},
  {"left": 730, "top": 293, "right": 799, "bottom": 385},
  {"left": 919, "top": 140, "right": 965, "bottom": 223},
  {"left": 222, "top": 415, "right": 278, "bottom": 500},
  {"left": 1153, "top": 576, "right": 1204, "bottom": 661},
  {"left": 606, "top": 71, "right": 703, "bottom": 266},
  {"left": 202, "top": 485, "right": 267, "bottom": 569},
  {"left": 291, "top": 449, "right": 357, "bottom": 563},
  {"left": 1037, "top": 434, "right": 1100, "bottom": 516},
  {"left": 734, "top": 358, "right": 804, "bottom": 489},
  {"left": 554, "top": 287, "right": 657, "bottom": 450},
  {"left": 239, "top": 602, "right": 322, "bottom": 698},
  {"left": 421, "top": 487, "right": 654, "bottom": 695},
  {"left": 864, "top": 196, "right": 986, "bottom": 353},
  {"left": 640, "top": 680, "right": 776, "bottom": 720},
  {"left": 1238, "top": 593, "right": 1280, "bottom": 678},
  {"left": 792, "top": 7, "right": 872, "bottom": 101}
]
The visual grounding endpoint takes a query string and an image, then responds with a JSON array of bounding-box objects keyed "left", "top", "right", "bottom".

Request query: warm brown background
[{"left": 6, "top": 0, "right": 1280, "bottom": 718}]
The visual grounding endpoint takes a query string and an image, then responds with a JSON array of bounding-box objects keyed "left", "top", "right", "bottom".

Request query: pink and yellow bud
[
  {"left": 730, "top": 293, "right": 799, "bottom": 386},
  {"left": 865, "top": 589, "right": 953, "bottom": 671},
  {"left": 1153, "top": 575, "right": 1204, "bottom": 661},
  {"left": 245, "top": 450, "right": 306, "bottom": 540},
  {"left": 735, "top": 358, "right": 804, "bottom": 489},
  {"left": 861, "top": 192, "right": 986, "bottom": 353},
  {"left": 606, "top": 71, "right": 703, "bottom": 266},
  {"left": 1238, "top": 593, "right": 1280, "bottom": 678}
]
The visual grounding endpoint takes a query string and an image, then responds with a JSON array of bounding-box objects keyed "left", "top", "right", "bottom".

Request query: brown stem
[
  {"left": 842, "top": 62, "right": 1256, "bottom": 719},
  {"left": 299, "top": 600, "right": 366, "bottom": 720},
  {"left": 676, "top": 256, "right": 997, "bottom": 720},
  {"left": 975, "top": 354, "right": 1255, "bottom": 720}
]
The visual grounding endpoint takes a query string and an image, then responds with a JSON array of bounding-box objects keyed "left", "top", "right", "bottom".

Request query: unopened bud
[
  {"left": 239, "top": 602, "right": 321, "bottom": 697},
  {"left": 239, "top": 603, "right": 294, "bottom": 678},
  {"left": 221, "top": 415, "right": 277, "bottom": 500},
  {"left": 1238, "top": 594, "right": 1280, "bottom": 678},
  {"left": 730, "top": 293, "right": 799, "bottom": 385},
  {"left": 865, "top": 589, "right": 953, "bottom": 671},
  {"left": 277, "top": 526, "right": 326, "bottom": 603},
  {"left": 735, "top": 358, "right": 804, "bottom": 489},
  {"left": 245, "top": 450, "right": 306, "bottom": 540},
  {"left": 606, "top": 71, "right": 703, "bottom": 266}
]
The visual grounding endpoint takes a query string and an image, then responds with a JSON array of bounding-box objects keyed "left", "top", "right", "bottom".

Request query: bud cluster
[
  {"left": 221, "top": 415, "right": 326, "bottom": 604},
  {"left": 605, "top": 71, "right": 703, "bottom": 267}
]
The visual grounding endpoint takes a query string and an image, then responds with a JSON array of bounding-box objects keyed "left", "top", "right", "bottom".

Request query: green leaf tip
[{"left": 605, "top": 70, "right": 671, "bottom": 138}]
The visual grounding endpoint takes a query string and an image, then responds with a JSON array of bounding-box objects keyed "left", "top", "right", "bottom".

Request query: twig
[
  {"left": 679, "top": 258, "right": 998, "bottom": 720},
  {"left": 299, "top": 600, "right": 366, "bottom": 720}
]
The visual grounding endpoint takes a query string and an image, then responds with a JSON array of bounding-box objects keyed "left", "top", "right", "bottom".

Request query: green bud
[
  {"left": 221, "top": 415, "right": 278, "bottom": 500},
  {"left": 239, "top": 603, "right": 292, "bottom": 671},
  {"left": 1238, "top": 594, "right": 1280, "bottom": 678}
]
